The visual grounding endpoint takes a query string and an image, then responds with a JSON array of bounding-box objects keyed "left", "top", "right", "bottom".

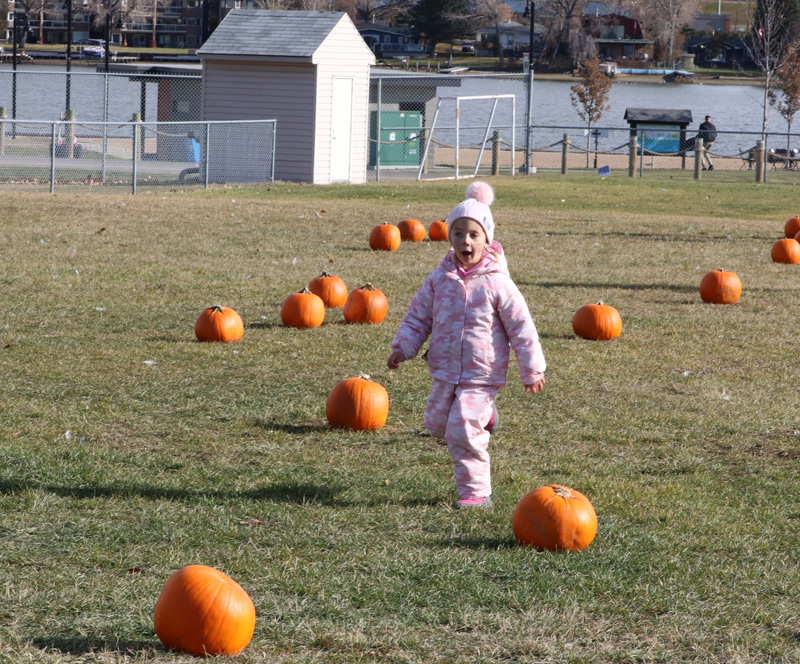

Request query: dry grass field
[{"left": 0, "top": 174, "right": 798, "bottom": 663}]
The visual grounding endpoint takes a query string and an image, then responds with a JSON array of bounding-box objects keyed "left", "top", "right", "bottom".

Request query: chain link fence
[{"left": 0, "top": 118, "right": 275, "bottom": 192}]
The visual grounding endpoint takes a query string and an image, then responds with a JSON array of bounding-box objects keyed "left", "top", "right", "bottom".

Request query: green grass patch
[{"left": 1, "top": 174, "right": 799, "bottom": 662}]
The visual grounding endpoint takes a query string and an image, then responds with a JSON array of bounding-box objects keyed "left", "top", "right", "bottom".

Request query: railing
[{"left": 0, "top": 118, "right": 276, "bottom": 193}]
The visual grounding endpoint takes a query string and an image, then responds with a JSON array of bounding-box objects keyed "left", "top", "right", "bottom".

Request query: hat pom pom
[{"left": 465, "top": 181, "right": 494, "bottom": 206}]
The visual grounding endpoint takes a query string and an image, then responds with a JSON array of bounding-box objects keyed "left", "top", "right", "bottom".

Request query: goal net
[{"left": 417, "top": 94, "right": 516, "bottom": 181}]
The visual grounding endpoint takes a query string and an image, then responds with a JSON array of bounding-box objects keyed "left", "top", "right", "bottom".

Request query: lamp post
[{"left": 523, "top": 0, "right": 535, "bottom": 174}]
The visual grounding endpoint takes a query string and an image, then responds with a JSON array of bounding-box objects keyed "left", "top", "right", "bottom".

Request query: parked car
[{"left": 461, "top": 42, "right": 475, "bottom": 53}]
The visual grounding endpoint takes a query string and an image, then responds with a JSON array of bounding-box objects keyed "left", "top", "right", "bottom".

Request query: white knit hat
[{"left": 446, "top": 181, "right": 495, "bottom": 243}]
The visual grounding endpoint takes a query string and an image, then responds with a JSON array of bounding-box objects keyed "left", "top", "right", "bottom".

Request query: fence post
[
  {"left": 132, "top": 112, "right": 140, "bottom": 195},
  {"left": 204, "top": 122, "right": 210, "bottom": 189},
  {"left": 50, "top": 123, "right": 57, "bottom": 194},
  {"left": 694, "top": 138, "right": 703, "bottom": 179},
  {"left": 66, "top": 110, "right": 76, "bottom": 159},
  {"left": 628, "top": 135, "right": 637, "bottom": 177},
  {"left": 492, "top": 130, "right": 500, "bottom": 176},
  {"left": 755, "top": 140, "right": 765, "bottom": 183},
  {"left": 561, "top": 133, "right": 569, "bottom": 175},
  {"left": 0, "top": 108, "right": 6, "bottom": 156},
  {"left": 376, "top": 77, "right": 382, "bottom": 182}
]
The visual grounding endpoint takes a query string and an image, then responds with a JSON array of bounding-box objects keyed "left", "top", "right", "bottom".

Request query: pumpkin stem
[
  {"left": 596, "top": 301, "right": 604, "bottom": 306},
  {"left": 320, "top": 271, "right": 331, "bottom": 277},
  {"left": 362, "top": 283, "right": 375, "bottom": 290},
  {"left": 553, "top": 486, "right": 574, "bottom": 499},
  {"left": 298, "top": 287, "right": 313, "bottom": 294},
  {"left": 210, "top": 305, "right": 225, "bottom": 312},
  {"left": 358, "top": 373, "right": 372, "bottom": 381}
]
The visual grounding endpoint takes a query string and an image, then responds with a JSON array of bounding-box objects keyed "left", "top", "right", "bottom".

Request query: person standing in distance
[{"left": 697, "top": 115, "right": 717, "bottom": 171}]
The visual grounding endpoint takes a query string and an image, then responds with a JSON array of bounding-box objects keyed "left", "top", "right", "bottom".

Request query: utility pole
[{"left": 523, "top": 1, "right": 535, "bottom": 174}]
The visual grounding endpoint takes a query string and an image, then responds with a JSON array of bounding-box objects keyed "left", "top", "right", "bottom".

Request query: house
[
  {"left": 684, "top": 35, "right": 753, "bottom": 68},
  {"left": 690, "top": 13, "right": 731, "bottom": 34},
  {"left": 583, "top": 2, "right": 654, "bottom": 61},
  {"left": 475, "top": 20, "right": 539, "bottom": 56},
  {"left": 198, "top": 9, "right": 375, "bottom": 184},
  {"left": 357, "top": 22, "right": 427, "bottom": 58}
]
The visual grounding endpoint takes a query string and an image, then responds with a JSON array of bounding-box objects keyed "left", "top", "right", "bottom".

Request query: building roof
[
  {"left": 624, "top": 108, "right": 693, "bottom": 125},
  {"left": 198, "top": 9, "right": 348, "bottom": 58}
]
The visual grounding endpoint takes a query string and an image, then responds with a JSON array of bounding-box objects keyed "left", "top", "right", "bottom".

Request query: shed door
[{"left": 331, "top": 77, "right": 354, "bottom": 182}]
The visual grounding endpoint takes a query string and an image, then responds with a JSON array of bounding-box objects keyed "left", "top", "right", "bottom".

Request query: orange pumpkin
[
  {"left": 154, "top": 565, "right": 256, "bottom": 657},
  {"left": 398, "top": 218, "right": 426, "bottom": 242},
  {"left": 794, "top": 229, "right": 800, "bottom": 244},
  {"left": 699, "top": 269, "right": 742, "bottom": 304},
  {"left": 784, "top": 216, "right": 800, "bottom": 238},
  {"left": 194, "top": 305, "right": 244, "bottom": 343},
  {"left": 326, "top": 375, "right": 389, "bottom": 430},
  {"left": 771, "top": 238, "right": 800, "bottom": 264},
  {"left": 572, "top": 302, "right": 622, "bottom": 340},
  {"left": 308, "top": 272, "right": 348, "bottom": 309},
  {"left": 343, "top": 283, "right": 388, "bottom": 324},
  {"left": 428, "top": 219, "right": 449, "bottom": 241},
  {"left": 281, "top": 288, "right": 325, "bottom": 328},
  {"left": 369, "top": 223, "right": 401, "bottom": 251},
  {"left": 512, "top": 484, "right": 598, "bottom": 552}
]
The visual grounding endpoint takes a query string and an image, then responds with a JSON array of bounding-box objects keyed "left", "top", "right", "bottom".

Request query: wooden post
[
  {"left": 0, "top": 107, "right": 6, "bottom": 156},
  {"left": 628, "top": 135, "right": 637, "bottom": 177},
  {"left": 421, "top": 128, "right": 429, "bottom": 174},
  {"left": 694, "top": 138, "right": 703, "bottom": 179},
  {"left": 755, "top": 140, "right": 765, "bottom": 183},
  {"left": 66, "top": 109, "right": 76, "bottom": 159},
  {"left": 492, "top": 130, "right": 500, "bottom": 176},
  {"left": 561, "top": 133, "right": 569, "bottom": 175}
]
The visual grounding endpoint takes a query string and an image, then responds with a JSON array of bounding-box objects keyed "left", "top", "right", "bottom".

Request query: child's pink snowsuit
[{"left": 391, "top": 241, "right": 545, "bottom": 500}]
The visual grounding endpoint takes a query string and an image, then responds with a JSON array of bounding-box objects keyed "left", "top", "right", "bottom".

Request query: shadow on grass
[
  {"left": 541, "top": 230, "right": 771, "bottom": 242},
  {"left": 255, "top": 419, "right": 329, "bottom": 433},
  {"left": 520, "top": 280, "right": 698, "bottom": 293},
  {"left": 32, "top": 637, "right": 156, "bottom": 657},
  {"left": 434, "top": 535, "right": 516, "bottom": 550},
  {"left": 247, "top": 321, "right": 282, "bottom": 329}
]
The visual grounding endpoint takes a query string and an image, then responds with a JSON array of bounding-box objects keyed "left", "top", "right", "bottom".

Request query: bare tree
[
  {"left": 570, "top": 52, "right": 613, "bottom": 167},
  {"left": 745, "top": 0, "right": 800, "bottom": 138},
  {"left": 12, "top": 0, "right": 51, "bottom": 45},
  {"left": 338, "top": 0, "right": 416, "bottom": 24},
  {"left": 772, "top": 40, "right": 800, "bottom": 156},
  {"left": 473, "top": 0, "right": 513, "bottom": 65},
  {"left": 627, "top": 0, "right": 700, "bottom": 67},
  {"left": 536, "top": 0, "right": 586, "bottom": 67}
]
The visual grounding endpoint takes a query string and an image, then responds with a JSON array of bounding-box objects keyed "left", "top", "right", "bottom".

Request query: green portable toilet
[{"left": 370, "top": 110, "right": 422, "bottom": 167}]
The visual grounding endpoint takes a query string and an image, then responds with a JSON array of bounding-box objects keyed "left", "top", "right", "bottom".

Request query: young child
[{"left": 387, "top": 182, "right": 546, "bottom": 509}]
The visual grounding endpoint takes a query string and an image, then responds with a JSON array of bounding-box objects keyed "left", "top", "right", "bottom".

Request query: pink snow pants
[{"left": 424, "top": 379, "right": 500, "bottom": 500}]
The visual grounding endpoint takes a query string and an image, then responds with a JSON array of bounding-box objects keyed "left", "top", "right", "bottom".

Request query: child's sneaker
[
  {"left": 452, "top": 496, "right": 492, "bottom": 509},
  {"left": 486, "top": 402, "right": 499, "bottom": 434}
]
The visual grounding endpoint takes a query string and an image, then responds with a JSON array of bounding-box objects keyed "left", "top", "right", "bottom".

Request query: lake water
[{"left": 0, "top": 63, "right": 788, "bottom": 138}]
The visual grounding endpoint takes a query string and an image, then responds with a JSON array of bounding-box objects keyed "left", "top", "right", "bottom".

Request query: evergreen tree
[{"left": 402, "top": 0, "right": 471, "bottom": 57}]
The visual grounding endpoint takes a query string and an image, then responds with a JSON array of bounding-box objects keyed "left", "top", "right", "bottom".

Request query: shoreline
[{"left": 532, "top": 71, "right": 765, "bottom": 86}]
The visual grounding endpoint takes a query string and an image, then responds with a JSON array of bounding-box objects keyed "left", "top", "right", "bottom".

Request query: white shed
[{"left": 198, "top": 9, "right": 376, "bottom": 184}]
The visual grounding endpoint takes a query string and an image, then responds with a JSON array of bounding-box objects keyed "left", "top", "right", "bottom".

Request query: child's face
[{"left": 449, "top": 217, "right": 488, "bottom": 268}]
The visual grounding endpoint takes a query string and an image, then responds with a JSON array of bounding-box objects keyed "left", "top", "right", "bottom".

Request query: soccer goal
[{"left": 417, "top": 94, "right": 516, "bottom": 181}]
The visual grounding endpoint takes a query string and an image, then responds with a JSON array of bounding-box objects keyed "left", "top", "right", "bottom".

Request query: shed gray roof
[
  {"left": 624, "top": 108, "right": 693, "bottom": 125},
  {"left": 198, "top": 9, "right": 347, "bottom": 58}
]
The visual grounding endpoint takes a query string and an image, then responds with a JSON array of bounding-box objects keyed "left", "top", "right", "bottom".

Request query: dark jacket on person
[{"left": 697, "top": 121, "right": 717, "bottom": 144}]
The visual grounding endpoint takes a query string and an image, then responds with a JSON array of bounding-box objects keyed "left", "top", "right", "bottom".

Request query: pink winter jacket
[{"left": 391, "top": 241, "right": 546, "bottom": 386}]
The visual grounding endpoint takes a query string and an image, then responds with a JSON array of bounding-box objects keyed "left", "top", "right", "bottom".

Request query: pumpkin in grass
[
  {"left": 771, "top": 238, "right": 800, "bottom": 264},
  {"left": 699, "top": 269, "right": 742, "bottom": 304},
  {"left": 281, "top": 288, "right": 325, "bottom": 328},
  {"left": 369, "top": 223, "right": 401, "bottom": 251},
  {"left": 428, "top": 219, "right": 448, "bottom": 241},
  {"left": 326, "top": 375, "right": 389, "bottom": 430},
  {"left": 154, "top": 565, "right": 256, "bottom": 657},
  {"left": 512, "top": 484, "right": 598, "bottom": 552},
  {"left": 398, "top": 218, "right": 426, "bottom": 242},
  {"left": 572, "top": 302, "right": 622, "bottom": 340},
  {"left": 343, "top": 283, "right": 388, "bottom": 324},
  {"left": 308, "top": 272, "right": 348, "bottom": 309},
  {"left": 194, "top": 305, "right": 244, "bottom": 343},
  {"left": 784, "top": 216, "right": 800, "bottom": 238}
]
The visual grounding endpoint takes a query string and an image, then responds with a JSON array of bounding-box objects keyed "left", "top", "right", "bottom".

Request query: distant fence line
[{"left": 0, "top": 117, "right": 276, "bottom": 193}]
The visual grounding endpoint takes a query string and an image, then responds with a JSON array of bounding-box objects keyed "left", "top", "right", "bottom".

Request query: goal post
[{"left": 417, "top": 94, "right": 516, "bottom": 181}]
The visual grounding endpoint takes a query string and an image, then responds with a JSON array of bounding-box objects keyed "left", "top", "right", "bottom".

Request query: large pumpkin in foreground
[
  {"left": 195, "top": 305, "right": 244, "bottom": 343},
  {"left": 154, "top": 565, "right": 256, "bottom": 657},
  {"left": 512, "top": 484, "right": 597, "bottom": 552},
  {"left": 343, "top": 283, "right": 388, "bottom": 324},
  {"left": 699, "top": 269, "right": 742, "bottom": 304},
  {"left": 326, "top": 376, "right": 389, "bottom": 430},
  {"left": 572, "top": 302, "right": 622, "bottom": 340}
]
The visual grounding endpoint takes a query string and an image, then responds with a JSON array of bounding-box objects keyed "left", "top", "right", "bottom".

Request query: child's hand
[
  {"left": 524, "top": 376, "right": 545, "bottom": 394},
  {"left": 387, "top": 351, "right": 407, "bottom": 369}
]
